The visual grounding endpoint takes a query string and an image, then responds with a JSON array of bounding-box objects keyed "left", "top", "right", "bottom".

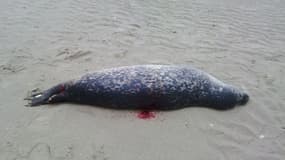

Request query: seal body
[{"left": 29, "top": 65, "right": 249, "bottom": 110}]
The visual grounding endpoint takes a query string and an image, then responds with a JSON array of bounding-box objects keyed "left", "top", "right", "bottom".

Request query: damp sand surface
[{"left": 0, "top": 0, "right": 285, "bottom": 159}]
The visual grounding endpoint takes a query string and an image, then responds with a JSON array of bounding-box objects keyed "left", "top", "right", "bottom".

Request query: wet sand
[{"left": 0, "top": 0, "right": 284, "bottom": 159}]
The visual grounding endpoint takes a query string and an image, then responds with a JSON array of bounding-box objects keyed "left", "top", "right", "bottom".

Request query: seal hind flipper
[
  {"left": 26, "top": 84, "right": 67, "bottom": 106},
  {"left": 29, "top": 93, "right": 49, "bottom": 106},
  {"left": 48, "top": 92, "right": 68, "bottom": 104}
]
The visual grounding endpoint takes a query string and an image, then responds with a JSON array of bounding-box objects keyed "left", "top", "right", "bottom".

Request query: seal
[{"left": 27, "top": 65, "right": 249, "bottom": 110}]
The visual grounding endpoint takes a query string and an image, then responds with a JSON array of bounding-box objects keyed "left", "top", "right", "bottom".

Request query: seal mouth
[{"left": 238, "top": 93, "right": 249, "bottom": 105}]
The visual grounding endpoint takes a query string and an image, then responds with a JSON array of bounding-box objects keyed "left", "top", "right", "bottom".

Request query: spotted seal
[{"left": 27, "top": 65, "right": 249, "bottom": 110}]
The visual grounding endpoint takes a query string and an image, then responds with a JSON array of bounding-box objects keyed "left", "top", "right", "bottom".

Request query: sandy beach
[{"left": 0, "top": 0, "right": 284, "bottom": 159}]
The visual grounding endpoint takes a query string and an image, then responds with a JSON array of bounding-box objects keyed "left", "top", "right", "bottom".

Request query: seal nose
[{"left": 239, "top": 93, "right": 249, "bottom": 105}]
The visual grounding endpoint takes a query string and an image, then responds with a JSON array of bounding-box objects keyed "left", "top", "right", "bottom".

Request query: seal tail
[{"left": 26, "top": 83, "right": 67, "bottom": 107}]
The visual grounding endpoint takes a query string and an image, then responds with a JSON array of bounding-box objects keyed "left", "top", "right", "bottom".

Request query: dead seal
[{"left": 27, "top": 65, "right": 249, "bottom": 110}]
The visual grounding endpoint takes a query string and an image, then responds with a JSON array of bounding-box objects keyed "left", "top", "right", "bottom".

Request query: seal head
[{"left": 202, "top": 85, "right": 249, "bottom": 110}]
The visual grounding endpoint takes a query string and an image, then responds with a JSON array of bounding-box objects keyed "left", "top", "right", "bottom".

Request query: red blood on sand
[{"left": 137, "top": 110, "right": 156, "bottom": 119}]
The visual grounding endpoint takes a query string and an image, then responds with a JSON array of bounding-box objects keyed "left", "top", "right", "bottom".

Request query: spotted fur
[{"left": 28, "top": 65, "right": 249, "bottom": 110}]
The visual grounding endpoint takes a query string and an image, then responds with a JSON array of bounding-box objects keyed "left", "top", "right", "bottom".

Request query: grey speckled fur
[{"left": 28, "top": 65, "right": 249, "bottom": 110}]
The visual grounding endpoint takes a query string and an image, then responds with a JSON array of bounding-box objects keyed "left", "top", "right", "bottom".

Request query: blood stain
[
  {"left": 59, "top": 84, "right": 65, "bottom": 92},
  {"left": 137, "top": 111, "right": 156, "bottom": 119}
]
